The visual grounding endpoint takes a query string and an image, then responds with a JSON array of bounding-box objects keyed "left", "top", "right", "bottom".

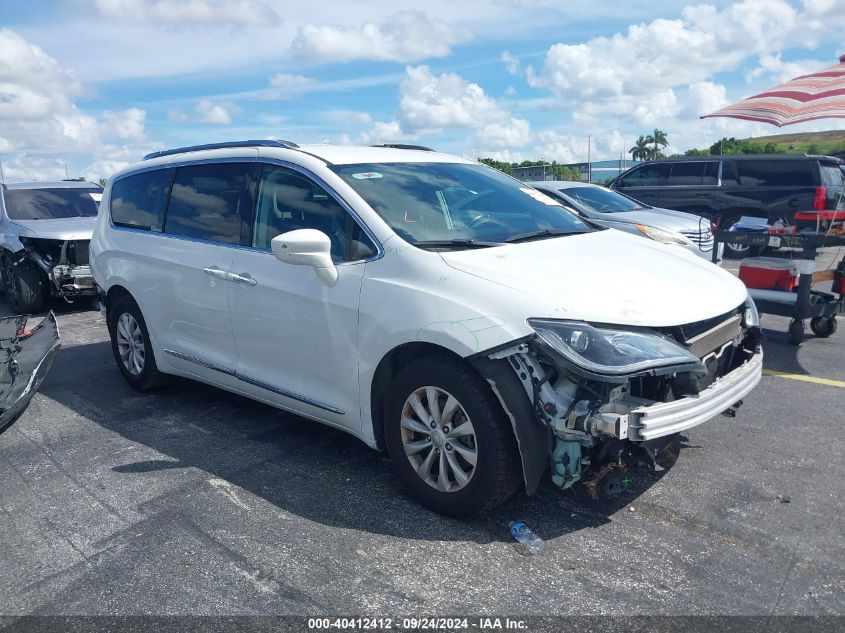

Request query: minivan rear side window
[
  {"left": 164, "top": 163, "right": 259, "bottom": 245},
  {"left": 736, "top": 160, "right": 814, "bottom": 187},
  {"left": 110, "top": 169, "right": 172, "bottom": 230},
  {"left": 619, "top": 163, "right": 671, "bottom": 187}
]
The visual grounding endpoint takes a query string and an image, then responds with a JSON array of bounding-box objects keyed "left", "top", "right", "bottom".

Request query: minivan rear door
[
  {"left": 152, "top": 162, "right": 260, "bottom": 383},
  {"left": 656, "top": 160, "right": 719, "bottom": 218},
  {"left": 612, "top": 162, "right": 671, "bottom": 206}
]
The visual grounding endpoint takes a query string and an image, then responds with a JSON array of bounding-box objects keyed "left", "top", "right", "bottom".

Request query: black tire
[
  {"left": 384, "top": 355, "right": 522, "bottom": 517},
  {"left": 810, "top": 316, "right": 838, "bottom": 338},
  {"left": 3, "top": 259, "right": 46, "bottom": 313},
  {"left": 787, "top": 319, "right": 805, "bottom": 346},
  {"left": 107, "top": 293, "right": 167, "bottom": 391},
  {"left": 721, "top": 215, "right": 764, "bottom": 259}
]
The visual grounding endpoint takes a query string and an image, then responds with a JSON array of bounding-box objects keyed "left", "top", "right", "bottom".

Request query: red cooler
[{"left": 739, "top": 257, "right": 799, "bottom": 291}]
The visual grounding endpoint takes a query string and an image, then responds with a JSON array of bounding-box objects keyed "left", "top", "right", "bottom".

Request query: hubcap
[
  {"left": 116, "top": 313, "right": 145, "bottom": 376},
  {"left": 400, "top": 386, "right": 477, "bottom": 492}
]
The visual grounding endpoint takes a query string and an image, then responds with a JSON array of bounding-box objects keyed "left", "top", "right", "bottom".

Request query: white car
[{"left": 90, "top": 140, "right": 763, "bottom": 516}]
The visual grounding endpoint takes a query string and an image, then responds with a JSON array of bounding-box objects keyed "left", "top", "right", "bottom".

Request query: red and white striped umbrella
[{"left": 702, "top": 54, "right": 845, "bottom": 126}]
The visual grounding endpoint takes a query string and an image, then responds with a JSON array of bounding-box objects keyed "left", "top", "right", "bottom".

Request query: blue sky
[{"left": 1, "top": 0, "right": 844, "bottom": 181}]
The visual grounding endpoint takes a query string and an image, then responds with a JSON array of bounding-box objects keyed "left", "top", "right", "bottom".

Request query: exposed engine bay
[
  {"left": 14, "top": 237, "right": 95, "bottom": 300},
  {"left": 475, "top": 301, "right": 764, "bottom": 497}
]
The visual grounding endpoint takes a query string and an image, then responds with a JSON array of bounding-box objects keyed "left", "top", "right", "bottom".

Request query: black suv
[{"left": 610, "top": 155, "right": 844, "bottom": 256}]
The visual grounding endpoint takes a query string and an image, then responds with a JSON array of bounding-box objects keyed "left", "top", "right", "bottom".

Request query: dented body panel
[{"left": 0, "top": 312, "right": 61, "bottom": 435}]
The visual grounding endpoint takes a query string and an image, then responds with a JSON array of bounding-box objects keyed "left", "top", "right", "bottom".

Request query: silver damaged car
[{"left": 0, "top": 181, "right": 102, "bottom": 313}]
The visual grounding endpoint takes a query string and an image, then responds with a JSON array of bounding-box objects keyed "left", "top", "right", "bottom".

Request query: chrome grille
[
  {"left": 684, "top": 314, "right": 742, "bottom": 359},
  {"left": 681, "top": 228, "right": 714, "bottom": 252}
]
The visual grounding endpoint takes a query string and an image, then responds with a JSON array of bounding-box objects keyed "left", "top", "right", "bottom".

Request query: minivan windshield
[
  {"left": 561, "top": 186, "right": 645, "bottom": 213},
  {"left": 332, "top": 162, "right": 590, "bottom": 248},
  {"left": 3, "top": 187, "right": 101, "bottom": 220}
]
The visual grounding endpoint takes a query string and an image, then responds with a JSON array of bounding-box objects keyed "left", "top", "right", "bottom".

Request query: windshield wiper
[
  {"left": 504, "top": 228, "right": 583, "bottom": 243},
  {"left": 414, "top": 239, "right": 503, "bottom": 250}
]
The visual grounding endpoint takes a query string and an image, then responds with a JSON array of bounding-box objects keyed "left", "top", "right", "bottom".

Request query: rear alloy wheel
[
  {"left": 385, "top": 356, "right": 521, "bottom": 517},
  {"left": 107, "top": 294, "right": 167, "bottom": 391}
]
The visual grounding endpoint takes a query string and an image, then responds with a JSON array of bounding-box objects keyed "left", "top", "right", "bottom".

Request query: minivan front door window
[{"left": 253, "top": 165, "right": 374, "bottom": 261}]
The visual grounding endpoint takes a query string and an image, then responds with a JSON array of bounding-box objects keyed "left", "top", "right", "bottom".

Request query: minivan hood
[
  {"left": 439, "top": 230, "right": 746, "bottom": 328},
  {"left": 10, "top": 217, "right": 96, "bottom": 241}
]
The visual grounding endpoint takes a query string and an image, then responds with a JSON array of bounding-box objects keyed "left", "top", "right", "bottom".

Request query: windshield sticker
[
  {"left": 520, "top": 187, "right": 561, "bottom": 206},
  {"left": 90, "top": 193, "right": 103, "bottom": 202},
  {"left": 352, "top": 172, "right": 383, "bottom": 180}
]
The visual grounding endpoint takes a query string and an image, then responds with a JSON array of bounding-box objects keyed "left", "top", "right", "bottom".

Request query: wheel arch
[
  {"left": 370, "top": 341, "right": 466, "bottom": 452},
  {"left": 369, "top": 341, "right": 542, "bottom": 495}
]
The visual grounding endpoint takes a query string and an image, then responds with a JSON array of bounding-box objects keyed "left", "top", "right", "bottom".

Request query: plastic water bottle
[{"left": 509, "top": 521, "right": 544, "bottom": 555}]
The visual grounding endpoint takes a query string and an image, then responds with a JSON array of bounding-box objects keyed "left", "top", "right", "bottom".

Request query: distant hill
[
  {"left": 682, "top": 129, "right": 845, "bottom": 157},
  {"left": 740, "top": 130, "right": 845, "bottom": 155}
]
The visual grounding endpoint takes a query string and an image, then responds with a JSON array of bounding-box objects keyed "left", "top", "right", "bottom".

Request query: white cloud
[
  {"left": 528, "top": 0, "right": 798, "bottom": 116},
  {"left": 684, "top": 81, "right": 728, "bottom": 118},
  {"left": 94, "top": 0, "right": 280, "bottom": 26},
  {"left": 745, "top": 53, "right": 831, "bottom": 84},
  {"left": 359, "top": 121, "right": 415, "bottom": 145},
  {"left": 268, "top": 72, "right": 317, "bottom": 90},
  {"left": 195, "top": 100, "right": 232, "bottom": 124},
  {"left": 396, "top": 65, "right": 506, "bottom": 131},
  {"left": 290, "top": 10, "right": 471, "bottom": 64},
  {"left": 501, "top": 51, "right": 519, "bottom": 75},
  {"left": 0, "top": 28, "right": 154, "bottom": 181},
  {"left": 475, "top": 118, "right": 532, "bottom": 150}
]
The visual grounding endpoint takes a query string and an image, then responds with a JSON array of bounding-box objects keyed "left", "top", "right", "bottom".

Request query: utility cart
[{"left": 712, "top": 231, "right": 845, "bottom": 345}]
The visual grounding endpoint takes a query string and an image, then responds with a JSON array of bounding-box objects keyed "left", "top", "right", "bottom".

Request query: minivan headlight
[
  {"left": 528, "top": 319, "right": 701, "bottom": 376},
  {"left": 634, "top": 224, "right": 691, "bottom": 246}
]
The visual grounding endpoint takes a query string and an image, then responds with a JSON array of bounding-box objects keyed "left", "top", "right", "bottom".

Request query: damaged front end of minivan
[
  {"left": 0, "top": 312, "right": 61, "bottom": 435},
  {"left": 472, "top": 298, "right": 763, "bottom": 496},
  {"left": 12, "top": 237, "right": 96, "bottom": 301}
]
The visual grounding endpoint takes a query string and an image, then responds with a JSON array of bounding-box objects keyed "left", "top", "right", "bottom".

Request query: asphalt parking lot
[{"left": 1, "top": 255, "right": 844, "bottom": 619}]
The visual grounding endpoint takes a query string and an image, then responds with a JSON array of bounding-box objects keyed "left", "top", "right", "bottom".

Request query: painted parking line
[{"left": 762, "top": 369, "right": 845, "bottom": 389}]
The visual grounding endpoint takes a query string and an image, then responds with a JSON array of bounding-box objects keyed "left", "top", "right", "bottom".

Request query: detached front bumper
[
  {"left": 0, "top": 312, "right": 61, "bottom": 434},
  {"left": 600, "top": 350, "right": 763, "bottom": 441}
]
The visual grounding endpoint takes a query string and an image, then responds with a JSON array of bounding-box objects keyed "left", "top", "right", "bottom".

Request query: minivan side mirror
[{"left": 271, "top": 229, "right": 338, "bottom": 287}]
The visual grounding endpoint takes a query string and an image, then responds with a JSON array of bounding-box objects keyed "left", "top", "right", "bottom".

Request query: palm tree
[
  {"left": 630, "top": 135, "right": 653, "bottom": 161},
  {"left": 646, "top": 129, "right": 669, "bottom": 159}
]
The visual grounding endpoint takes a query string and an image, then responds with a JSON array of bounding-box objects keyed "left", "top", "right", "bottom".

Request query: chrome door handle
[
  {"left": 229, "top": 272, "right": 257, "bottom": 286},
  {"left": 203, "top": 267, "right": 229, "bottom": 280}
]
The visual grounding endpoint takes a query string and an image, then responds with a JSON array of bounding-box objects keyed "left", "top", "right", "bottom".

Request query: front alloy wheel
[
  {"left": 400, "top": 386, "right": 477, "bottom": 492},
  {"left": 385, "top": 356, "right": 521, "bottom": 517},
  {"left": 115, "top": 312, "right": 145, "bottom": 376}
]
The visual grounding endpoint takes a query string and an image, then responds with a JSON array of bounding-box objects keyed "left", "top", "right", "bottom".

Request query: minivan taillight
[{"left": 813, "top": 186, "right": 827, "bottom": 210}]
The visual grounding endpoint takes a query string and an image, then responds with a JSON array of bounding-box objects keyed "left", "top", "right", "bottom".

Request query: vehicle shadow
[{"left": 38, "top": 340, "right": 677, "bottom": 543}]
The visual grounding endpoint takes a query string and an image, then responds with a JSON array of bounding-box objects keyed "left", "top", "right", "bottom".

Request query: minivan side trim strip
[{"left": 162, "top": 348, "right": 345, "bottom": 415}]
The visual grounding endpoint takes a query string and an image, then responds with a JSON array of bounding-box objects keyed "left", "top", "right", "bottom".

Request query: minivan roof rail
[
  {"left": 143, "top": 139, "right": 299, "bottom": 161},
  {"left": 371, "top": 144, "right": 435, "bottom": 152}
]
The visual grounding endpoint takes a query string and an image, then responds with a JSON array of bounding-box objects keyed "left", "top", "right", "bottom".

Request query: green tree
[
  {"left": 630, "top": 135, "right": 653, "bottom": 161},
  {"left": 646, "top": 128, "right": 669, "bottom": 159}
]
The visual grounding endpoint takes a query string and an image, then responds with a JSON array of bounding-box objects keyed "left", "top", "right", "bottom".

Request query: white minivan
[{"left": 90, "top": 140, "right": 763, "bottom": 516}]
